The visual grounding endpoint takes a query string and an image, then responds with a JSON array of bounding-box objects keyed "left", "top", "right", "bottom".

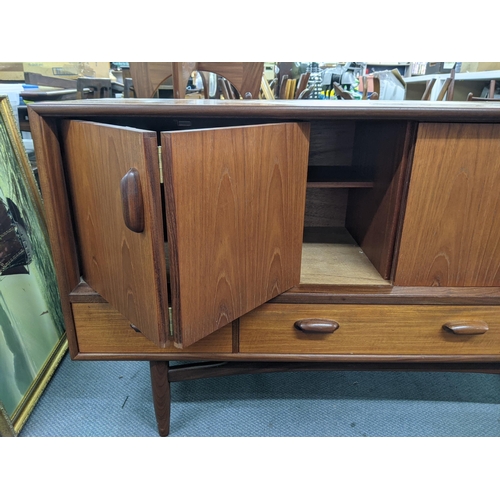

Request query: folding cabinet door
[
  {"left": 62, "top": 120, "right": 169, "bottom": 347},
  {"left": 162, "top": 122, "right": 310, "bottom": 347}
]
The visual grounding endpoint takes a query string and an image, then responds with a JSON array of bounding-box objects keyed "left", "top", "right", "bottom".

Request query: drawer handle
[
  {"left": 120, "top": 168, "right": 144, "bottom": 233},
  {"left": 442, "top": 321, "right": 489, "bottom": 335},
  {"left": 294, "top": 319, "right": 339, "bottom": 334}
]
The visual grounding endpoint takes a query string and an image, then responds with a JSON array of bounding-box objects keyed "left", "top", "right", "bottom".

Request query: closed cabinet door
[
  {"left": 395, "top": 123, "right": 500, "bottom": 286},
  {"left": 62, "top": 120, "right": 310, "bottom": 348}
]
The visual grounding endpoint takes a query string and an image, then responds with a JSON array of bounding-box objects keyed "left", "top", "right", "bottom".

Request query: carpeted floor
[{"left": 19, "top": 353, "right": 500, "bottom": 437}]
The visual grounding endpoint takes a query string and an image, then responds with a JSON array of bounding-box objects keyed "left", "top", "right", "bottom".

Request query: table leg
[{"left": 150, "top": 360, "right": 170, "bottom": 436}]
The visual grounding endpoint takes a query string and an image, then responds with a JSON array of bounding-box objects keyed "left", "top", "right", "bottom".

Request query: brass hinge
[
  {"left": 158, "top": 145, "right": 163, "bottom": 183},
  {"left": 168, "top": 306, "right": 174, "bottom": 338}
]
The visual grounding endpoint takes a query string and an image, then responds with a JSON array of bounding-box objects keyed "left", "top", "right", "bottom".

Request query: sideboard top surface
[{"left": 28, "top": 99, "right": 500, "bottom": 122}]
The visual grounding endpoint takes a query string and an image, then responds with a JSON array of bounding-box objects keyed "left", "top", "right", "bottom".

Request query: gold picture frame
[{"left": 0, "top": 95, "right": 67, "bottom": 436}]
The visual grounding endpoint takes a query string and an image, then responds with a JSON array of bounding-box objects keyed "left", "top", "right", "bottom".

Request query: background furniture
[
  {"left": 362, "top": 62, "right": 411, "bottom": 77},
  {"left": 128, "top": 62, "right": 264, "bottom": 99},
  {"left": 467, "top": 79, "right": 499, "bottom": 100},
  {"left": 24, "top": 72, "right": 77, "bottom": 89},
  {"left": 421, "top": 79, "right": 436, "bottom": 100},
  {"left": 76, "top": 77, "right": 113, "bottom": 99},
  {"left": 435, "top": 68, "right": 455, "bottom": 101},
  {"left": 17, "top": 87, "right": 77, "bottom": 133},
  {"left": 129, "top": 62, "right": 173, "bottom": 98},
  {"left": 405, "top": 70, "right": 500, "bottom": 100},
  {"left": 28, "top": 99, "right": 500, "bottom": 436}
]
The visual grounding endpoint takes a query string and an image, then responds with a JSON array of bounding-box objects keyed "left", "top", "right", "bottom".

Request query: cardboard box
[
  {"left": 425, "top": 62, "right": 456, "bottom": 75},
  {"left": 460, "top": 62, "right": 500, "bottom": 73},
  {"left": 371, "top": 69, "right": 406, "bottom": 100},
  {"left": 0, "top": 62, "right": 24, "bottom": 81},
  {"left": 23, "top": 62, "right": 110, "bottom": 79}
]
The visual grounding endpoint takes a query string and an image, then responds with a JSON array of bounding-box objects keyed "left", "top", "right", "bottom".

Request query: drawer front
[
  {"left": 72, "top": 303, "right": 233, "bottom": 354},
  {"left": 239, "top": 304, "right": 500, "bottom": 355}
]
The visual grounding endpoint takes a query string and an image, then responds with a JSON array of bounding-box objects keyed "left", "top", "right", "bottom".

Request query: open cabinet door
[
  {"left": 61, "top": 121, "right": 169, "bottom": 347},
  {"left": 162, "top": 122, "right": 310, "bottom": 348}
]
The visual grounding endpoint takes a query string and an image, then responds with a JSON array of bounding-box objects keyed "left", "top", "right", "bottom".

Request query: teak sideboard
[{"left": 28, "top": 99, "right": 500, "bottom": 436}]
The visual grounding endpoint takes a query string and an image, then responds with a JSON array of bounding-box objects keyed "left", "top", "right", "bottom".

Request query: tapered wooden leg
[{"left": 149, "top": 361, "right": 171, "bottom": 437}]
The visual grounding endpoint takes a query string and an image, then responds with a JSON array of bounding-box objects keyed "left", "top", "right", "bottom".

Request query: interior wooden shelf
[
  {"left": 307, "top": 165, "right": 374, "bottom": 189},
  {"left": 300, "top": 227, "right": 390, "bottom": 286}
]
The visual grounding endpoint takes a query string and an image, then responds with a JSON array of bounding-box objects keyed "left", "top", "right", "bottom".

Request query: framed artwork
[{"left": 0, "top": 95, "right": 67, "bottom": 436}]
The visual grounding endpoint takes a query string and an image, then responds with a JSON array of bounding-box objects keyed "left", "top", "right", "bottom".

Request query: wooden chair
[
  {"left": 24, "top": 72, "right": 77, "bottom": 89},
  {"left": 129, "top": 62, "right": 207, "bottom": 99},
  {"left": 413, "top": 70, "right": 454, "bottom": 102},
  {"left": 272, "top": 72, "right": 311, "bottom": 100},
  {"left": 294, "top": 73, "right": 310, "bottom": 98},
  {"left": 297, "top": 85, "right": 315, "bottom": 99},
  {"left": 332, "top": 82, "right": 353, "bottom": 100},
  {"left": 421, "top": 79, "right": 436, "bottom": 100},
  {"left": 361, "top": 76, "right": 369, "bottom": 99},
  {"left": 129, "top": 62, "right": 173, "bottom": 98},
  {"left": 467, "top": 79, "right": 499, "bottom": 101},
  {"left": 123, "top": 78, "right": 136, "bottom": 98},
  {"left": 335, "top": 76, "right": 378, "bottom": 101},
  {"left": 359, "top": 76, "right": 379, "bottom": 100},
  {"left": 129, "top": 62, "right": 264, "bottom": 99},
  {"left": 172, "top": 62, "right": 264, "bottom": 99},
  {"left": 435, "top": 69, "right": 455, "bottom": 101},
  {"left": 364, "top": 75, "right": 380, "bottom": 100},
  {"left": 260, "top": 76, "right": 275, "bottom": 100}
]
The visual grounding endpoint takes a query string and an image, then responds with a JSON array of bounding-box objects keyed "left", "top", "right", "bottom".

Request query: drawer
[
  {"left": 239, "top": 304, "right": 500, "bottom": 355},
  {"left": 72, "top": 303, "right": 233, "bottom": 354}
]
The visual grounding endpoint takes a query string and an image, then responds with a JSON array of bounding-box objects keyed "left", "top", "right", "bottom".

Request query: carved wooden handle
[
  {"left": 294, "top": 319, "right": 339, "bottom": 334},
  {"left": 120, "top": 168, "right": 144, "bottom": 233},
  {"left": 442, "top": 321, "right": 489, "bottom": 335}
]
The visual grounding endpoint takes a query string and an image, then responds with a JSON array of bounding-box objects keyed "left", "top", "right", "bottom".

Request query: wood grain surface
[
  {"left": 304, "top": 188, "right": 348, "bottom": 227},
  {"left": 61, "top": 120, "right": 169, "bottom": 347},
  {"left": 301, "top": 228, "right": 390, "bottom": 285},
  {"left": 149, "top": 361, "right": 170, "bottom": 436},
  {"left": 442, "top": 321, "right": 489, "bottom": 335},
  {"left": 162, "top": 122, "right": 310, "bottom": 347},
  {"left": 274, "top": 285, "right": 500, "bottom": 304},
  {"left": 120, "top": 168, "right": 144, "bottom": 233},
  {"left": 395, "top": 123, "right": 500, "bottom": 286},
  {"left": 28, "top": 99, "right": 500, "bottom": 126},
  {"left": 71, "top": 279, "right": 500, "bottom": 306},
  {"left": 129, "top": 62, "right": 173, "bottom": 98},
  {"left": 346, "top": 121, "right": 416, "bottom": 279},
  {"left": 307, "top": 120, "right": 355, "bottom": 166},
  {"left": 27, "top": 112, "right": 81, "bottom": 356},
  {"left": 239, "top": 303, "right": 500, "bottom": 355},
  {"left": 72, "top": 303, "right": 233, "bottom": 353}
]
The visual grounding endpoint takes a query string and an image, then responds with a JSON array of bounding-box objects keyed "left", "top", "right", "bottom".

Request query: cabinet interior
[
  {"left": 300, "top": 119, "right": 411, "bottom": 287},
  {"left": 61, "top": 116, "right": 412, "bottom": 294}
]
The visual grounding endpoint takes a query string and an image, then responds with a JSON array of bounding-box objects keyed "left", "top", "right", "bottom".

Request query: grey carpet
[{"left": 19, "top": 353, "right": 500, "bottom": 437}]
